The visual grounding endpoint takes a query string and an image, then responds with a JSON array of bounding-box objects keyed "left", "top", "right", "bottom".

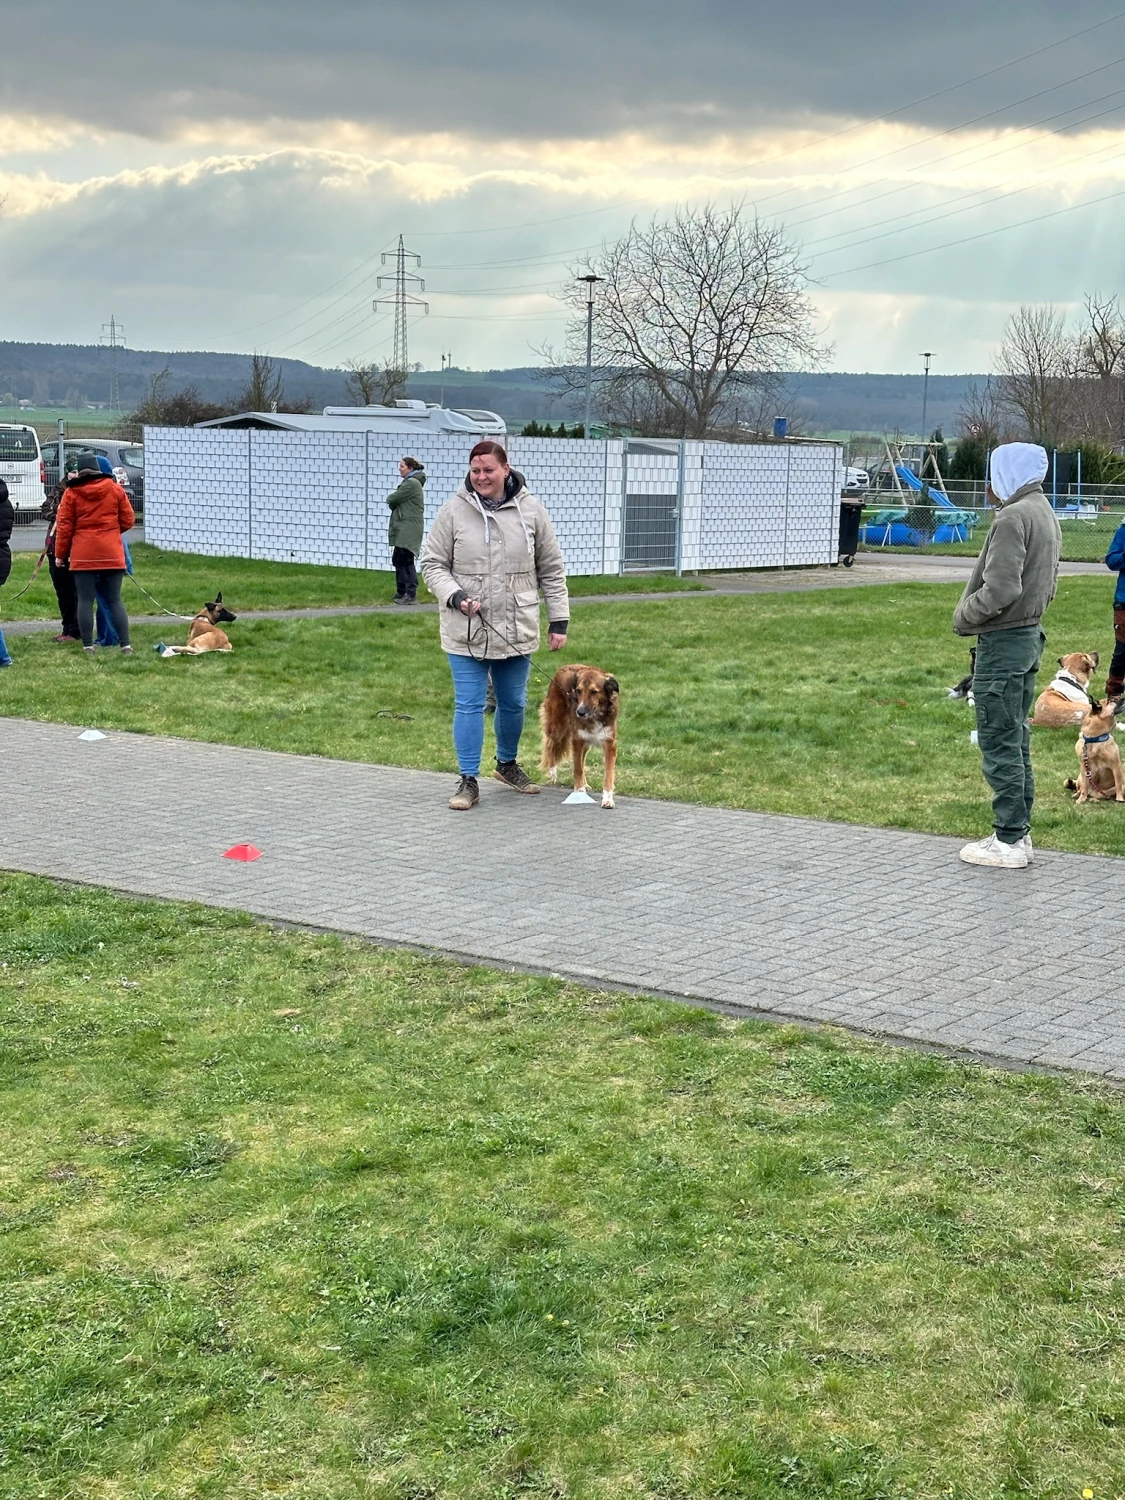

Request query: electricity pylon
[{"left": 375, "top": 237, "right": 428, "bottom": 388}]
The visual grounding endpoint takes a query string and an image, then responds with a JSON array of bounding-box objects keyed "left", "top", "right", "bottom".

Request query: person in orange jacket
[{"left": 53, "top": 451, "right": 136, "bottom": 656}]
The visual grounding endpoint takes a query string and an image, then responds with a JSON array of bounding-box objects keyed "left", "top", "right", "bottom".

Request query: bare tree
[
  {"left": 545, "top": 202, "right": 826, "bottom": 439},
  {"left": 343, "top": 358, "right": 380, "bottom": 405},
  {"left": 956, "top": 376, "right": 1009, "bottom": 448},
  {"left": 1070, "top": 291, "right": 1125, "bottom": 442},
  {"left": 995, "top": 305, "right": 1073, "bottom": 446},
  {"left": 235, "top": 352, "right": 285, "bottom": 413},
  {"left": 343, "top": 356, "right": 407, "bottom": 407},
  {"left": 129, "top": 367, "right": 230, "bottom": 429}
]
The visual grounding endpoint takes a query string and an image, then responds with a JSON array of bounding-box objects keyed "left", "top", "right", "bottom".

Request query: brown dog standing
[
  {"left": 540, "top": 665, "right": 619, "bottom": 808},
  {"left": 1064, "top": 698, "right": 1124, "bottom": 802}
]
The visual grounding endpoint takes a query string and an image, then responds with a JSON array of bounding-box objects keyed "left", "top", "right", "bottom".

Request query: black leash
[{"left": 464, "top": 606, "right": 556, "bottom": 690}]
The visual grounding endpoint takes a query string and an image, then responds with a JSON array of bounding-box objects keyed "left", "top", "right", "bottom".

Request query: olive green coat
[{"left": 386, "top": 471, "right": 426, "bottom": 555}]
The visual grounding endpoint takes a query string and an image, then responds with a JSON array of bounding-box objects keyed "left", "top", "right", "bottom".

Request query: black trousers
[
  {"left": 74, "top": 570, "right": 130, "bottom": 648},
  {"left": 1108, "top": 605, "right": 1125, "bottom": 697},
  {"left": 48, "top": 551, "right": 79, "bottom": 638},
  {"left": 392, "top": 547, "right": 418, "bottom": 599}
]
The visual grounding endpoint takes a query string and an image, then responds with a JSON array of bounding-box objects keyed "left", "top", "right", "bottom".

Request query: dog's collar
[{"left": 1083, "top": 732, "right": 1112, "bottom": 744}]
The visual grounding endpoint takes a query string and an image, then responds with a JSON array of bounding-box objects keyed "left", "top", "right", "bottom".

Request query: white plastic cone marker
[
  {"left": 563, "top": 789, "right": 596, "bottom": 805},
  {"left": 77, "top": 730, "right": 106, "bottom": 741}
]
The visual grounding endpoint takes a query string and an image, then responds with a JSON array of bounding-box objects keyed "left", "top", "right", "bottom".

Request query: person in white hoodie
[
  {"left": 953, "top": 442, "right": 1062, "bottom": 869},
  {"left": 421, "top": 439, "right": 570, "bottom": 811}
]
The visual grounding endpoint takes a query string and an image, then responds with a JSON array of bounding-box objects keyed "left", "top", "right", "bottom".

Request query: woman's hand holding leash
[{"left": 458, "top": 598, "right": 481, "bottom": 616}]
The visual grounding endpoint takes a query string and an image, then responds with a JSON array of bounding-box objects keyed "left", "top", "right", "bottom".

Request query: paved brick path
[{"left": 2, "top": 715, "right": 1122, "bottom": 1081}]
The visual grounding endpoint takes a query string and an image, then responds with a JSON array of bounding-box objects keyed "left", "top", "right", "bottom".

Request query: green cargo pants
[{"left": 973, "top": 623, "right": 1046, "bottom": 844}]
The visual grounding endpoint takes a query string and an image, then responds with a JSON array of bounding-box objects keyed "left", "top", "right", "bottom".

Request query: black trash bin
[{"left": 835, "top": 498, "right": 864, "bottom": 567}]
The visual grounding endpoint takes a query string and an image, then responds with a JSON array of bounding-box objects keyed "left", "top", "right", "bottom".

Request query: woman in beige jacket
[{"left": 421, "top": 439, "right": 570, "bottom": 810}]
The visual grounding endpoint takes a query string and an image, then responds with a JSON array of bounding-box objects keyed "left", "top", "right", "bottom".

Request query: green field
[
  {"left": 3, "top": 872, "right": 1125, "bottom": 1498},
  {"left": 0, "top": 544, "right": 703, "bottom": 622},
  {"left": 2, "top": 561, "right": 1123, "bottom": 856},
  {"left": 0, "top": 406, "right": 134, "bottom": 441}
]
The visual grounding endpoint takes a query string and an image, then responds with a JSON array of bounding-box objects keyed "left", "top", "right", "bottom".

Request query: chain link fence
[{"left": 856, "top": 498, "right": 1122, "bottom": 563}]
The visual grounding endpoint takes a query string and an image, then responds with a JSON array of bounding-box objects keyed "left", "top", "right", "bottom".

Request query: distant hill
[{"left": 0, "top": 342, "right": 982, "bottom": 436}]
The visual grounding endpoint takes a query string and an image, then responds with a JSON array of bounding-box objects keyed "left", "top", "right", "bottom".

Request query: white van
[{"left": 0, "top": 424, "right": 46, "bottom": 512}]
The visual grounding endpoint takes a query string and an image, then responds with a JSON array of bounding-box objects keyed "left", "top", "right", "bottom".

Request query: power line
[
  {"left": 397, "top": 11, "right": 1125, "bottom": 239},
  {"left": 228, "top": 239, "right": 398, "bottom": 338},
  {"left": 791, "top": 84, "right": 1125, "bottom": 248},
  {"left": 818, "top": 179, "right": 1125, "bottom": 281}
]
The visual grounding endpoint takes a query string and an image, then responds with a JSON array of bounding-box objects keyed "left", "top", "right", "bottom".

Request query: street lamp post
[
  {"left": 577, "top": 274, "right": 604, "bottom": 437},
  {"left": 920, "top": 351, "right": 933, "bottom": 440},
  {"left": 439, "top": 351, "right": 452, "bottom": 408}
]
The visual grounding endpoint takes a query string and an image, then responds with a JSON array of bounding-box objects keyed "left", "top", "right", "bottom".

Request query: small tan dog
[
  {"left": 1064, "top": 698, "right": 1124, "bottom": 802},
  {"left": 540, "top": 664, "right": 620, "bottom": 809},
  {"left": 1031, "top": 651, "right": 1099, "bottom": 727},
  {"left": 162, "top": 595, "right": 237, "bottom": 656}
]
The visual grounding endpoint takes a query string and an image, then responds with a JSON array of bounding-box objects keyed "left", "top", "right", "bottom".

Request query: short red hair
[{"left": 468, "top": 440, "right": 509, "bottom": 465}]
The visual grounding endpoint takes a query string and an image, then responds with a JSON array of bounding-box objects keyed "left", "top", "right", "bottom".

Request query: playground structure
[{"left": 860, "top": 438, "right": 978, "bottom": 547}]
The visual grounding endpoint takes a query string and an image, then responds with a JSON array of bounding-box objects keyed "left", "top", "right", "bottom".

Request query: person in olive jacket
[{"left": 386, "top": 456, "right": 426, "bottom": 604}]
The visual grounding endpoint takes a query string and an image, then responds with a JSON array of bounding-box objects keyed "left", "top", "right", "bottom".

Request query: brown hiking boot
[
  {"left": 493, "top": 760, "right": 540, "bottom": 794},
  {"left": 449, "top": 774, "right": 480, "bottom": 810}
]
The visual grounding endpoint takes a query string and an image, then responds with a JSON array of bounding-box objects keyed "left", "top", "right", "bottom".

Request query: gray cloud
[{"left": 4, "top": 0, "right": 1125, "bottom": 141}]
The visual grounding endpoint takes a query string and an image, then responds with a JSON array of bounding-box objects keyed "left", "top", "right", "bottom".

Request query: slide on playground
[{"left": 860, "top": 466, "right": 977, "bottom": 547}]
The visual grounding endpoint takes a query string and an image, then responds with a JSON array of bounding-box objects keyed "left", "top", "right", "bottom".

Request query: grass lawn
[
  {"left": 2, "top": 574, "right": 1123, "bottom": 857},
  {"left": 3, "top": 873, "right": 1125, "bottom": 1498},
  {"left": 0, "top": 545, "right": 704, "bottom": 621}
]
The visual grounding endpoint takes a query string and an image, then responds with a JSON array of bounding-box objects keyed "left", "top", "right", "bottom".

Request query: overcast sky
[{"left": 3, "top": 0, "right": 1125, "bottom": 375}]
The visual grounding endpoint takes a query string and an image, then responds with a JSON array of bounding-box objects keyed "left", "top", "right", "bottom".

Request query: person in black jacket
[
  {"left": 43, "top": 468, "right": 80, "bottom": 642},
  {"left": 0, "top": 478, "right": 13, "bottom": 666}
]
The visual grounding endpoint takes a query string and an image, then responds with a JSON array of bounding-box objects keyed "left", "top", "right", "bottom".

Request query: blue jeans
[
  {"left": 95, "top": 586, "right": 121, "bottom": 647},
  {"left": 447, "top": 653, "right": 532, "bottom": 775},
  {"left": 0, "top": 625, "right": 10, "bottom": 666}
]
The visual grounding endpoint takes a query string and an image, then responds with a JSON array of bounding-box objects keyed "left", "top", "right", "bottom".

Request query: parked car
[
  {"left": 0, "top": 423, "right": 46, "bottom": 514},
  {"left": 843, "top": 465, "right": 870, "bottom": 493},
  {"left": 39, "top": 438, "right": 144, "bottom": 507}
]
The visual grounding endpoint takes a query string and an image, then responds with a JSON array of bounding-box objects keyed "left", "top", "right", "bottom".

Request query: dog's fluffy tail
[{"left": 1064, "top": 777, "right": 1078, "bottom": 792}]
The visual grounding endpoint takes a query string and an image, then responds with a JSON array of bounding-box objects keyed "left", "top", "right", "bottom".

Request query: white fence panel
[
  {"left": 146, "top": 428, "right": 251, "bottom": 557},
  {"left": 249, "top": 431, "right": 366, "bottom": 568},
  {"left": 505, "top": 436, "right": 607, "bottom": 575},
  {"left": 698, "top": 444, "right": 791, "bottom": 570},
  {"left": 144, "top": 426, "right": 842, "bottom": 576}
]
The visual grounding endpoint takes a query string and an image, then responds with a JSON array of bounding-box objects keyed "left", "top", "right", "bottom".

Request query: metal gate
[{"left": 621, "top": 440, "right": 683, "bottom": 571}]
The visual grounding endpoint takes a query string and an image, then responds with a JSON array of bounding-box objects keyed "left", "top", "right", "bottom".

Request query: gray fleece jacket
[{"left": 952, "top": 482, "right": 1062, "bottom": 637}]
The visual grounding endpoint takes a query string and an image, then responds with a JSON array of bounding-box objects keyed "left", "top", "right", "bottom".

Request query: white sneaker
[{"left": 959, "top": 833, "right": 1028, "bottom": 869}]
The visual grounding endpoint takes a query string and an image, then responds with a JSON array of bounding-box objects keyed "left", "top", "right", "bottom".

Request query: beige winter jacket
[{"left": 420, "top": 479, "right": 570, "bottom": 658}]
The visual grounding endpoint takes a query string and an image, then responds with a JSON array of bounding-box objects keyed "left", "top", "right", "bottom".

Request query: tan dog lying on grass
[
  {"left": 540, "top": 664, "right": 620, "bottom": 809},
  {"left": 1064, "top": 699, "right": 1124, "bottom": 803},
  {"left": 1031, "top": 651, "right": 1099, "bottom": 727},
  {"left": 161, "top": 595, "right": 237, "bottom": 656}
]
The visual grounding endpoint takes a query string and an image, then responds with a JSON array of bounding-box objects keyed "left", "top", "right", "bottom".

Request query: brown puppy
[
  {"left": 1031, "top": 650, "right": 1099, "bottom": 728},
  {"left": 164, "top": 594, "right": 238, "bottom": 655},
  {"left": 540, "top": 664, "right": 620, "bottom": 809},
  {"left": 1064, "top": 698, "right": 1124, "bottom": 803}
]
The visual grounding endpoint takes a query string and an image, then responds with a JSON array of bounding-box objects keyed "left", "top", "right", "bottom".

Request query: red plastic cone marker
[{"left": 223, "top": 843, "right": 262, "bottom": 862}]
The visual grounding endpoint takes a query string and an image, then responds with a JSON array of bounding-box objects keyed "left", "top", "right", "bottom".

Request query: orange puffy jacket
[{"left": 54, "top": 475, "right": 135, "bottom": 571}]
